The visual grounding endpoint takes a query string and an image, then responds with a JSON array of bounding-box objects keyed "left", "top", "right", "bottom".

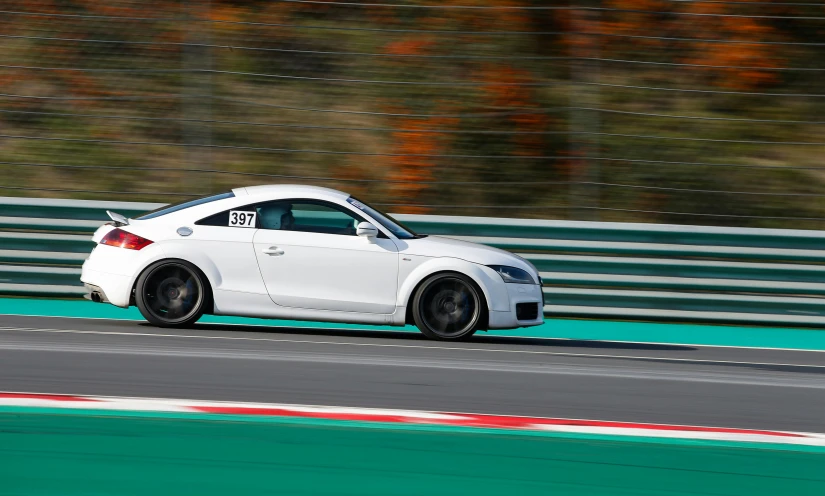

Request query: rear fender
[{"left": 127, "top": 242, "right": 222, "bottom": 298}]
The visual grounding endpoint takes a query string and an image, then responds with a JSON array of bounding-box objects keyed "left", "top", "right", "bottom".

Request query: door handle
[{"left": 262, "top": 246, "right": 285, "bottom": 256}]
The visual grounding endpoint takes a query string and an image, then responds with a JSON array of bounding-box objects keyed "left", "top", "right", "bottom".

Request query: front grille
[{"left": 516, "top": 302, "right": 539, "bottom": 321}]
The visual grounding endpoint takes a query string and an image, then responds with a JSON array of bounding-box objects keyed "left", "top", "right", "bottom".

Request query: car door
[{"left": 252, "top": 200, "right": 399, "bottom": 314}]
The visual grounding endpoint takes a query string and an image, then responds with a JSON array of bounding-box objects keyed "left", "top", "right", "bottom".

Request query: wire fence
[{"left": 1, "top": 0, "right": 825, "bottom": 227}]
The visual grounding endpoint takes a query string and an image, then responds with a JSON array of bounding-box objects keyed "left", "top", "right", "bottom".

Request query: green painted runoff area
[
  {"left": 3, "top": 297, "right": 825, "bottom": 350},
  {"left": 1, "top": 408, "right": 823, "bottom": 496}
]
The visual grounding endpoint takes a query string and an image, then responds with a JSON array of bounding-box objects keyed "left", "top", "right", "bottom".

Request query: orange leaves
[
  {"left": 20, "top": 0, "right": 60, "bottom": 14},
  {"left": 382, "top": 59, "right": 548, "bottom": 213},
  {"left": 598, "top": 0, "right": 667, "bottom": 49},
  {"left": 689, "top": 40, "right": 780, "bottom": 90},
  {"left": 59, "top": 71, "right": 107, "bottom": 99},
  {"left": 481, "top": 64, "right": 533, "bottom": 108},
  {"left": 383, "top": 39, "right": 434, "bottom": 57},
  {"left": 386, "top": 114, "right": 455, "bottom": 214},
  {"left": 479, "top": 63, "right": 547, "bottom": 154},
  {"left": 442, "top": 0, "right": 529, "bottom": 32},
  {"left": 0, "top": 71, "right": 26, "bottom": 89},
  {"left": 152, "top": 29, "right": 183, "bottom": 51},
  {"left": 381, "top": 31, "right": 446, "bottom": 212},
  {"left": 678, "top": 3, "right": 782, "bottom": 90},
  {"left": 210, "top": 5, "right": 247, "bottom": 26},
  {"left": 593, "top": 0, "right": 784, "bottom": 90},
  {"left": 601, "top": 0, "right": 668, "bottom": 34},
  {"left": 73, "top": 1, "right": 145, "bottom": 18}
]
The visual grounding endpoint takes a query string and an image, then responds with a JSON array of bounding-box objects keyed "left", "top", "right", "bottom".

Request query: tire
[
  {"left": 412, "top": 272, "right": 483, "bottom": 341},
  {"left": 135, "top": 260, "right": 207, "bottom": 327}
]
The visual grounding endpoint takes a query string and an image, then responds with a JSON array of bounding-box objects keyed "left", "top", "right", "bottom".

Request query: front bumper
[{"left": 487, "top": 282, "right": 544, "bottom": 329}]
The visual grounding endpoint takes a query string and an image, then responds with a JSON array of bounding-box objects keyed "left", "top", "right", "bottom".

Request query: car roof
[
  {"left": 233, "top": 184, "right": 350, "bottom": 200},
  {"left": 131, "top": 185, "right": 355, "bottom": 224}
]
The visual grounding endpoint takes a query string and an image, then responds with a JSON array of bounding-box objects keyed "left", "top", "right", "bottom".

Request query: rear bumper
[
  {"left": 83, "top": 283, "right": 109, "bottom": 303},
  {"left": 80, "top": 244, "right": 144, "bottom": 308},
  {"left": 80, "top": 265, "right": 132, "bottom": 308}
]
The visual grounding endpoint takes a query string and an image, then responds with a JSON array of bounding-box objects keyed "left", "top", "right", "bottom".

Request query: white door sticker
[{"left": 229, "top": 210, "right": 257, "bottom": 228}]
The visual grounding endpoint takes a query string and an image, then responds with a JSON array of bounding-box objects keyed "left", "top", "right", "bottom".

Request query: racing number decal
[{"left": 229, "top": 210, "right": 257, "bottom": 228}]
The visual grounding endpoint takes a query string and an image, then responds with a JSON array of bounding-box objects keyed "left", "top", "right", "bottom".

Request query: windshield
[
  {"left": 346, "top": 197, "right": 420, "bottom": 240},
  {"left": 136, "top": 192, "right": 235, "bottom": 220}
]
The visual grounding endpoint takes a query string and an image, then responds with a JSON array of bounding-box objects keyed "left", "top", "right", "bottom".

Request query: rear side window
[
  {"left": 136, "top": 192, "right": 235, "bottom": 220},
  {"left": 196, "top": 210, "right": 231, "bottom": 226}
]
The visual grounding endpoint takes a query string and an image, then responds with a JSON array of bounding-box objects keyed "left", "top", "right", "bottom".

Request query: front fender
[{"left": 397, "top": 257, "right": 509, "bottom": 312}]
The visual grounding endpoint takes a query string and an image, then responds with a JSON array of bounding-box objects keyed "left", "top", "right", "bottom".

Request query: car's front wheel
[
  {"left": 412, "top": 273, "right": 483, "bottom": 340},
  {"left": 135, "top": 260, "right": 207, "bottom": 327}
]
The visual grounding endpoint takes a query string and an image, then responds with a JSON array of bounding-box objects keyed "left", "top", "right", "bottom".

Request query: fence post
[
  {"left": 568, "top": 2, "right": 601, "bottom": 221},
  {"left": 182, "top": 0, "right": 213, "bottom": 193}
]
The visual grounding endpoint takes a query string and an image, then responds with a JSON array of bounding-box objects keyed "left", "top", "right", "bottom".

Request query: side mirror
[{"left": 356, "top": 221, "right": 378, "bottom": 241}]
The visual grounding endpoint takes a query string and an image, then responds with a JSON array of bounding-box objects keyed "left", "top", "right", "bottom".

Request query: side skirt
[{"left": 212, "top": 289, "right": 407, "bottom": 326}]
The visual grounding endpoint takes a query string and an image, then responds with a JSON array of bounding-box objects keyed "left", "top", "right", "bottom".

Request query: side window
[
  {"left": 258, "top": 201, "right": 363, "bottom": 236},
  {"left": 196, "top": 210, "right": 230, "bottom": 226},
  {"left": 196, "top": 208, "right": 260, "bottom": 228}
]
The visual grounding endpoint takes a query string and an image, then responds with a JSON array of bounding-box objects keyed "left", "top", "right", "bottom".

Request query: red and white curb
[{"left": 2, "top": 392, "right": 824, "bottom": 447}]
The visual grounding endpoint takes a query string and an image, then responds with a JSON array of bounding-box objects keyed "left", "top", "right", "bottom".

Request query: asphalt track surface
[{"left": 1, "top": 314, "right": 824, "bottom": 433}]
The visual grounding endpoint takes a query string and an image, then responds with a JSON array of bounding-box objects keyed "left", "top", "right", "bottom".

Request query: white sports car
[{"left": 81, "top": 185, "right": 544, "bottom": 340}]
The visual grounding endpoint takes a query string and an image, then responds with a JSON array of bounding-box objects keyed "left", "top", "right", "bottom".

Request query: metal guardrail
[{"left": 2, "top": 196, "right": 825, "bottom": 326}]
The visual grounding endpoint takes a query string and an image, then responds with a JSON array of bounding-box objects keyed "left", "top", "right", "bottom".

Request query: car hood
[{"left": 400, "top": 235, "right": 538, "bottom": 275}]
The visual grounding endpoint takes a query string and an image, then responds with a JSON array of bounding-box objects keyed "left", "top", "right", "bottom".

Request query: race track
[{"left": 1, "top": 314, "right": 824, "bottom": 432}]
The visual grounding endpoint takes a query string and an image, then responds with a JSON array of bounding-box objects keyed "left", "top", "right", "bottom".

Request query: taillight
[{"left": 99, "top": 228, "right": 153, "bottom": 250}]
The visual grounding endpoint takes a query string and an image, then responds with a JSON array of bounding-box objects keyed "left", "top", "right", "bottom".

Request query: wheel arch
[
  {"left": 398, "top": 258, "right": 509, "bottom": 323},
  {"left": 129, "top": 255, "right": 218, "bottom": 314}
]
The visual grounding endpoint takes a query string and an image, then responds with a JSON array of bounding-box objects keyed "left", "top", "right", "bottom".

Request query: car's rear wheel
[
  {"left": 412, "top": 273, "right": 483, "bottom": 340},
  {"left": 135, "top": 260, "right": 206, "bottom": 327}
]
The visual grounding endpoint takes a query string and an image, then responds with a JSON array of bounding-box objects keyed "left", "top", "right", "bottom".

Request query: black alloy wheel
[
  {"left": 135, "top": 260, "right": 206, "bottom": 327},
  {"left": 412, "top": 273, "right": 483, "bottom": 340}
]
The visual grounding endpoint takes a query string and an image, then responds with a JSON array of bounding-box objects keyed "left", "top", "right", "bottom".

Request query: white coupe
[{"left": 81, "top": 185, "right": 544, "bottom": 340}]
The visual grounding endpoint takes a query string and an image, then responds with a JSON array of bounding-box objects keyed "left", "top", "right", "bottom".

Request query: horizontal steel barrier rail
[{"left": 2, "top": 196, "right": 824, "bottom": 326}]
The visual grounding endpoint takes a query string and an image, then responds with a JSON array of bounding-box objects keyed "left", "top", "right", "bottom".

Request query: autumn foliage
[
  {"left": 1, "top": 0, "right": 823, "bottom": 226},
  {"left": 598, "top": 0, "right": 784, "bottom": 90}
]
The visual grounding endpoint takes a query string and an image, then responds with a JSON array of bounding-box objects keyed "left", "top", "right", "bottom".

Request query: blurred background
[{"left": 1, "top": 0, "right": 825, "bottom": 227}]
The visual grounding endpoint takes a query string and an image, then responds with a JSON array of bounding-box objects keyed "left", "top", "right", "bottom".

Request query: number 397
[{"left": 229, "top": 210, "right": 256, "bottom": 228}]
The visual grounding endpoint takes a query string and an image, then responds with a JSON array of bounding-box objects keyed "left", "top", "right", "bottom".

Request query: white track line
[
  {"left": 3, "top": 311, "right": 824, "bottom": 353},
  {"left": 0, "top": 326, "right": 823, "bottom": 370}
]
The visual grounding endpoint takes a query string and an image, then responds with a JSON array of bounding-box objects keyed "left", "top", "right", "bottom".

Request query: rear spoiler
[{"left": 106, "top": 210, "right": 129, "bottom": 227}]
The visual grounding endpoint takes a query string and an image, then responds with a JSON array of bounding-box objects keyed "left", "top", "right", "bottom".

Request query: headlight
[{"left": 488, "top": 265, "right": 537, "bottom": 284}]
